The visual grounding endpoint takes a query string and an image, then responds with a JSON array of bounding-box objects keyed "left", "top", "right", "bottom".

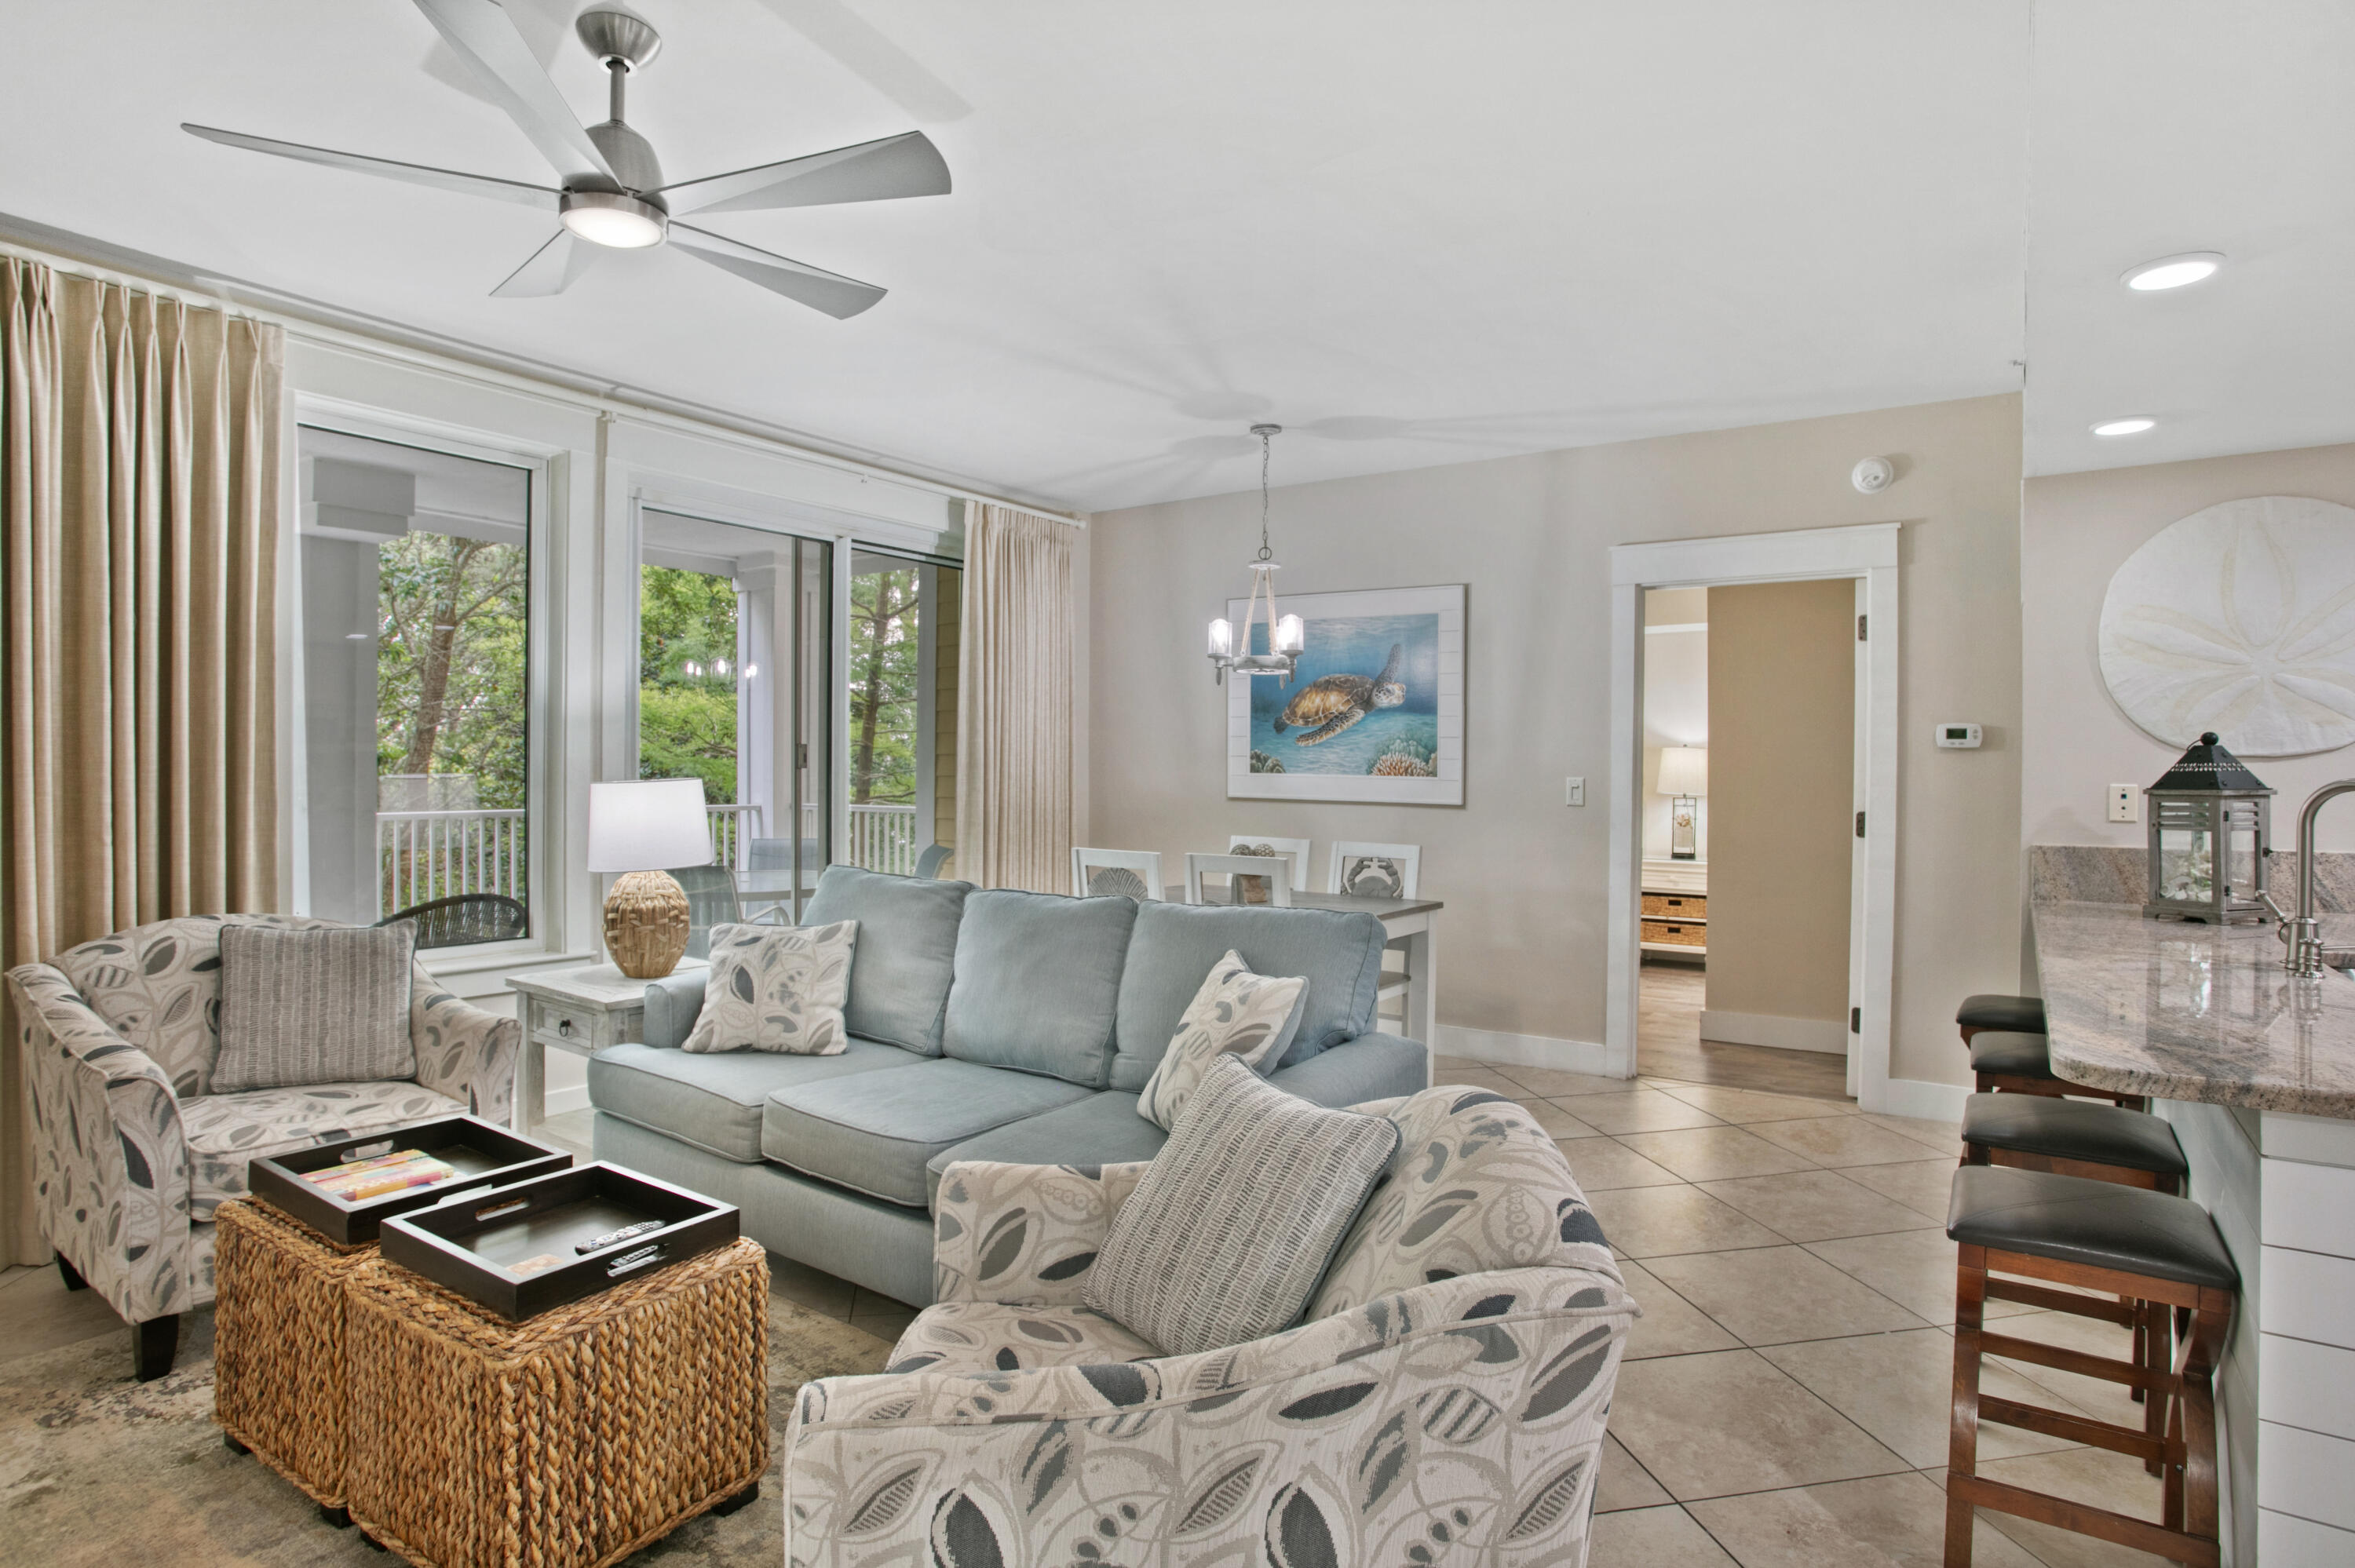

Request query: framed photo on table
[{"left": 1227, "top": 582, "right": 1463, "bottom": 805}]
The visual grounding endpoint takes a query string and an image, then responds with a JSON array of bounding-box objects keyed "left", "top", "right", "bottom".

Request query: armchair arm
[
  {"left": 931, "top": 1158, "right": 1152, "bottom": 1307},
  {"left": 7, "top": 963, "right": 193, "bottom": 1323},
  {"left": 641, "top": 968, "right": 708, "bottom": 1050},
  {"left": 408, "top": 966, "right": 520, "bottom": 1128},
  {"left": 783, "top": 1265, "right": 1637, "bottom": 1565}
]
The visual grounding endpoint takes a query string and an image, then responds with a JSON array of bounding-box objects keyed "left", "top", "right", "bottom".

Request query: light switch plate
[
  {"left": 2108, "top": 783, "right": 2138, "bottom": 824},
  {"left": 1565, "top": 776, "right": 1586, "bottom": 807}
]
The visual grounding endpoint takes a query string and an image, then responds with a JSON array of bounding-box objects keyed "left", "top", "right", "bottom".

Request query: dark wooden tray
[
  {"left": 378, "top": 1162, "right": 739, "bottom": 1322},
  {"left": 246, "top": 1115, "right": 572, "bottom": 1246}
]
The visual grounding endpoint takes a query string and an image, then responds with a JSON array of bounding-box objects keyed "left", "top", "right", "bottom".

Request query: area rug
[{"left": 0, "top": 1290, "right": 893, "bottom": 1566}]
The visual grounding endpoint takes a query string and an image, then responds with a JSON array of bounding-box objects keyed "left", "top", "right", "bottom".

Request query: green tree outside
[
  {"left": 850, "top": 566, "right": 921, "bottom": 804},
  {"left": 639, "top": 565, "right": 740, "bottom": 804},
  {"left": 376, "top": 533, "right": 529, "bottom": 807}
]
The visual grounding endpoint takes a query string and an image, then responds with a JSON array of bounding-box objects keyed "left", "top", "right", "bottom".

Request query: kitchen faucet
[{"left": 2258, "top": 779, "right": 2355, "bottom": 976}]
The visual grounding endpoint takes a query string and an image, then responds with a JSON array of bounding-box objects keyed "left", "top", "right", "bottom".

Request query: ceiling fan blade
[
  {"left": 657, "top": 131, "right": 951, "bottom": 215},
  {"left": 668, "top": 224, "right": 886, "bottom": 319},
  {"left": 491, "top": 229, "right": 602, "bottom": 297},
  {"left": 182, "top": 124, "right": 558, "bottom": 210},
  {"left": 409, "top": 0, "right": 615, "bottom": 187}
]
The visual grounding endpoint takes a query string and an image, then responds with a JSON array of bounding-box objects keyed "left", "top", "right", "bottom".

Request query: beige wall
[
  {"left": 1086, "top": 392, "right": 2022, "bottom": 1090},
  {"left": 1706, "top": 579, "right": 1856, "bottom": 1026}
]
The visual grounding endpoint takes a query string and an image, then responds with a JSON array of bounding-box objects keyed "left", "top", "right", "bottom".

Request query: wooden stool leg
[
  {"left": 2139, "top": 1299, "right": 2168, "bottom": 1475},
  {"left": 1946, "top": 1245, "right": 1988, "bottom": 1568},
  {"left": 2179, "top": 1291, "right": 2229, "bottom": 1546}
]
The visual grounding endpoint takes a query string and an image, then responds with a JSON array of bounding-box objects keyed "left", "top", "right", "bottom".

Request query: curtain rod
[{"left": 0, "top": 222, "right": 1089, "bottom": 529}]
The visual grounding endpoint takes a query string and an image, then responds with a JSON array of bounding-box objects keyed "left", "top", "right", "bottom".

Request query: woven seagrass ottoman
[
  {"left": 214, "top": 1198, "right": 376, "bottom": 1526},
  {"left": 343, "top": 1236, "right": 769, "bottom": 1568}
]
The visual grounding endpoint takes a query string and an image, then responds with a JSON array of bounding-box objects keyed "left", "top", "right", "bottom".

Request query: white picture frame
[{"left": 1226, "top": 582, "right": 1464, "bottom": 805}]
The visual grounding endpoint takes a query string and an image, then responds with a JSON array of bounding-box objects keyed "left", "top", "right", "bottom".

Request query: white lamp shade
[
  {"left": 1657, "top": 746, "right": 1708, "bottom": 797},
  {"left": 586, "top": 779, "right": 714, "bottom": 873}
]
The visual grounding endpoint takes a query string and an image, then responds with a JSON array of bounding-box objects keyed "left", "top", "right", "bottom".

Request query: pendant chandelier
[{"left": 1206, "top": 424, "right": 1305, "bottom": 685}]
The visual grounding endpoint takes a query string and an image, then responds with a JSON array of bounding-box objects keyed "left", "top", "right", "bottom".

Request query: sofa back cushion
[
  {"left": 1108, "top": 903, "right": 1386, "bottom": 1091},
  {"left": 1307, "top": 1085, "right": 1619, "bottom": 1321},
  {"left": 51, "top": 913, "right": 357, "bottom": 1099},
  {"left": 801, "top": 866, "right": 973, "bottom": 1056},
  {"left": 942, "top": 890, "right": 1137, "bottom": 1086}
]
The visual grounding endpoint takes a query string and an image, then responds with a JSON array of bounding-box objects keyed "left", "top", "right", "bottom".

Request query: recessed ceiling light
[
  {"left": 2093, "top": 418, "right": 2157, "bottom": 436},
  {"left": 2122, "top": 253, "right": 2225, "bottom": 291}
]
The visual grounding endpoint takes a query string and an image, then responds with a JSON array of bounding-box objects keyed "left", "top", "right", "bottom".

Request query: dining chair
[
  {"left": 1186, "top": 851, "right": 1293, "bottom": 907},
  {"left": 666, "top": 863, "right": 743, "bottom": 960},
  {"left": 1227, "top": 834, "right": 1311, "bottom": 894},
  {"left": 1327, "top": 841, "right": 1421, "bottom": 899},
  {"left": 1072, "top": 848, "right": 1164, "bottom": 900},
  {"left": 915, "top": 844, "right": 955, "bottom": 879}
]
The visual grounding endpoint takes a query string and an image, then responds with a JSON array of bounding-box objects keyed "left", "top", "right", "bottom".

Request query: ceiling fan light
[
  {"left": 2122, "top": 252, "right": 2225, "bottom": 292},
  {"left": 560, "top": 190, "right": 667, "bottom": 248}
]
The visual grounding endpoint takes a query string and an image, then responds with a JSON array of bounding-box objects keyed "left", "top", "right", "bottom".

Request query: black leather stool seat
[
  {"left": 1948, "top": 1165, "right": 2237, "bottom": 1289},
  {"left": 1969, "top": 1030, "right": 2055, "bottom": 1081},
  {"left": 1961, "top": 1094, "right": 2187, "bottom": 1176},
  {"left": 1958, "top": 994, "right": 2046, "bottom": 1034}
]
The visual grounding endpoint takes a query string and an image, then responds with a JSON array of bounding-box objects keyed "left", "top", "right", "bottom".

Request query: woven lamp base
[{"left": 604, "top": 869, "right": 689, "bottom": 978}]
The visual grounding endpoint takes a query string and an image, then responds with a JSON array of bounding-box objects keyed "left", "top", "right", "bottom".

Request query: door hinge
[
  {"left": 1855, "top": 810, "right": 1866, "bottom": 837},
  {"left": 1850, "top": 1006, "right": 1861, "bottom": 1035},
  {"left": 798, "top": 742, "right": 810, "bottom": 769},
  {"left": 1857, "top": 614, "right": 1868, "bottom": 641}
]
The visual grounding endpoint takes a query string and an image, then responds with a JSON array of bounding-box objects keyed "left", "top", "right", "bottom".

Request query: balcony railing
[
  {"left": 378, "top": 809, "right": 526, "bottom": 918},
  {"left": 849, "top": 802, "right": 919, "bottom": 877},
  {"left": 706, "top": 804, "right": 764, "bottom": 872}
]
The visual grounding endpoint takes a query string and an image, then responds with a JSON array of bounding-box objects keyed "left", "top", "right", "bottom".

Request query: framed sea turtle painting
[{"left": 1227, "top": 582, "right": 1464, "bottom": 805}]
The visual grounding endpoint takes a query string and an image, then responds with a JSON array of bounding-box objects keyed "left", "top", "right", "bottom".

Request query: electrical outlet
[
  {"left": 1565, "top": 776, "right": 1586, "bottom": 808},
  {"left": 2108, "top": 783, "right": 2138, "bottom": 824}
]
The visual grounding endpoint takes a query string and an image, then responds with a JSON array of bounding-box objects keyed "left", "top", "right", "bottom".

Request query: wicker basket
[
  {"left": 345, "top": 1238, "right": 769, "bottom": 1568},
  {"left": 214, "top": 1198, "right": 376, "bottom": 1512}
]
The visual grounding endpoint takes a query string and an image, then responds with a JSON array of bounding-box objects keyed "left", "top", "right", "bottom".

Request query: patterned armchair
[
  {"left": 781, "top": 1085, "right": 1638, "bottom": 1566},
  {"left": 7, "top": 914, "right": 518, "bottom": 1380}
]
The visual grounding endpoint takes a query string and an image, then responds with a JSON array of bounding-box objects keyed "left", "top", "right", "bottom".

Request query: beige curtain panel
[
  {"left": 1, "top": 258, "right": 283, "bottom": 1265},
  {"left": 954, "top": 504, "right": 1074, "bottom": 894}
]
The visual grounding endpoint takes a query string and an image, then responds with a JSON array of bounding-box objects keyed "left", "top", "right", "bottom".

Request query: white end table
[{"left": 505, "top": 959, "right": 706, "bottom": 1135}]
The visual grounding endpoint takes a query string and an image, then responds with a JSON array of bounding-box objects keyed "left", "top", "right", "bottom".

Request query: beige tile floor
[
  {"left": 3, "top": 1099, "right": 2180, "bottom": 1566},
  {"left": 1430, "top": 1056, "right": 2180, "bottom": 1567}
]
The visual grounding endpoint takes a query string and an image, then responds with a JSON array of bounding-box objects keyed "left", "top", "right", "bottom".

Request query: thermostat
[{"left": 1935, "top": 722, "right": 1982, "bottom": 749}]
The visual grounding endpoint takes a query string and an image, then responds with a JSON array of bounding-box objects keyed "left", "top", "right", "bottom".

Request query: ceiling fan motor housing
[{"left": 575, "top": 9, "right": 662, "bottom": 72}]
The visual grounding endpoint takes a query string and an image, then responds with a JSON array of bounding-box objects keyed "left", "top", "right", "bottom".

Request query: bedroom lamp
[
  {"left": 1658, "top": 746, "right": 1707, "bottom": 862},
  {"left": 1207, "top": 425, "right": 1305, "bottom": 686},
  {"left": 587, "top": 778, "right": 714, "bottom": 978}
]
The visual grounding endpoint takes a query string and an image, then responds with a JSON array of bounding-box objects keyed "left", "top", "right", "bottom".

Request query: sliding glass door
[
  {"left": 637, "top": 509, "right": 831, "bottom": 921},
  {"left": 846, "top": 549, "right": 960, "bottom": 878}
]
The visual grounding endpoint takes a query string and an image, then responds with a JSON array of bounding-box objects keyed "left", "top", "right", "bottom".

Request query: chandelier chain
[{"left": 1257, "top": 428, "right": 1273, "bottom": 562}]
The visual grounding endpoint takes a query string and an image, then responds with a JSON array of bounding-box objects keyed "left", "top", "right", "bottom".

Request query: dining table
[{"left": 1166, "top": 885, "right": 1444, "bottom": 1048}]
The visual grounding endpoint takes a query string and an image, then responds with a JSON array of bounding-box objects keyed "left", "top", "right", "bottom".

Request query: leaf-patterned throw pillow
[
  {"left": 1134, "top": 949, "right": 1307, "bottom": 1129},
  {"left": 681, "top": 920, "right": 858, "bottom": 1055}
]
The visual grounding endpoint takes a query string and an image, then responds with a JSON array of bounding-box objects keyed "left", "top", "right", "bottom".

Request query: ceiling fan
[{"left": 183, "top": 0, "right": 949, "bottom": 319}]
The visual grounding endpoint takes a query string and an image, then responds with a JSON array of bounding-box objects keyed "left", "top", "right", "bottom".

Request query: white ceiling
[
  {"left": 2025, "top": 0, "right": 2355, "bottom": 476},
  {"left": 6, "top": 2, "right": 2036, "bottom": 512}
]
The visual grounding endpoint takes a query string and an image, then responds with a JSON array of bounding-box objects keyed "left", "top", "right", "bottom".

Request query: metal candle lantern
[{"left": 2143, "top": 731, "right": 2273, "bottom": 924}]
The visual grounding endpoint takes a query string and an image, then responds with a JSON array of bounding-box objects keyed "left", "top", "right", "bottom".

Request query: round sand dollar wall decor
[{"left": 2098, "top": 494, "right": 2355, "bottom": 757}]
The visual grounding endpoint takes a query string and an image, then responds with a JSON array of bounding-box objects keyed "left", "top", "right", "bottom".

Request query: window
[
  {"left": 298, "top": 427, "right": 533, "bottom": 943},
  {"left": 637, "top": 510, "right": 831, "bottom": 921},
  {"left": 847, "top": 550, "right": 959, "bottom": 877}
]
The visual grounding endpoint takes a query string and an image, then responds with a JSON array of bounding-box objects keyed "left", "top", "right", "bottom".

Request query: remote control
[{"left": 575, "top": 1220, "right": 664, "bottom": 1255}]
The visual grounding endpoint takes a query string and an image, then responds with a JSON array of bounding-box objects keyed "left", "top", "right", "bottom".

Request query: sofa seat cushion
[
  {"left": 589, "top": 1037, "right": 919, "bottom": 1164},
  {"left": 924, "top": 1091, "right": 1173, "bottom": 1209},
  {"left": 763, "top": 1059, "right": 1094, "bottom": 1209},
  {"left": 1111, "top": 903, "right": 1387, "bottom": 1088},
  {"left": 944, "top": 891, "right": 1137, "bottom": 1086},
  {"left": 801, "top": 866, "right": 973, "bottom": 1056},
  {"left": 886, "top": 1300, "right": 1159, "bottom": 1375},
  {"left": 182, "top": 1080, "right": 466, "bottom": 1222}
]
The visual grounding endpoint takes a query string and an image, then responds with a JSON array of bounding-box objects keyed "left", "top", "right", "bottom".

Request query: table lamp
[
  {"left": 586, "top": 779, "right": 714, "bottom": 978},
  {"left": 1658, "top": 746, "right": 1707, "bottom": 861}
]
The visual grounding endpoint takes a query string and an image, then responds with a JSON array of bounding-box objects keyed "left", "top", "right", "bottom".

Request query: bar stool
[
  {"left": 1970, "top": 1030, "right": 2147, "bottom": 1111},
  {"left": 1961, "top": 1092, "right": 2190, "bottom": 1445},
  {"left": 1944, "top": 1165, "right": 2236, "bottom": 1568},
  {"left": 1956, "top": 993, "right": 2045, "bottom": 1044}
]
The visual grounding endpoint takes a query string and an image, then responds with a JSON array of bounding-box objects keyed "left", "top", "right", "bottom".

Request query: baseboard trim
[
  {"left": 1699, "top": 1009, "right": 1848, "bottom": 1055},
  {"left": 1437, "top": 1024, "right": 1620, "bottom": 1079},
  {"left": 542, "top": 1084, "right": 592, "bottom": 1118},
  {"left": 1878, "top": 1077, "right": 1970, "bottom": 1122}
]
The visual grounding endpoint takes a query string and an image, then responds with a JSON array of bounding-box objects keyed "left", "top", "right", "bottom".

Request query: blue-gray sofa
[{"left": 586, "top": 866, "right": 1431, "bottom": 1306}]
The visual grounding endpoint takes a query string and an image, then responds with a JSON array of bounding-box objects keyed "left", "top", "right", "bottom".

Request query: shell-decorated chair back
[
  {"left": 50, "top": 914, "right": 369, "bottom": 1100},
  {"left": 1309, "top": 1084, "right": 1619, "bottom": 1320}
]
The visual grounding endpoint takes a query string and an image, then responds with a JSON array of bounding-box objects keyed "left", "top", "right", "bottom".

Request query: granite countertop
[{"left": 2032, "top": 898, "right": 2355, "bottom": 1120}]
